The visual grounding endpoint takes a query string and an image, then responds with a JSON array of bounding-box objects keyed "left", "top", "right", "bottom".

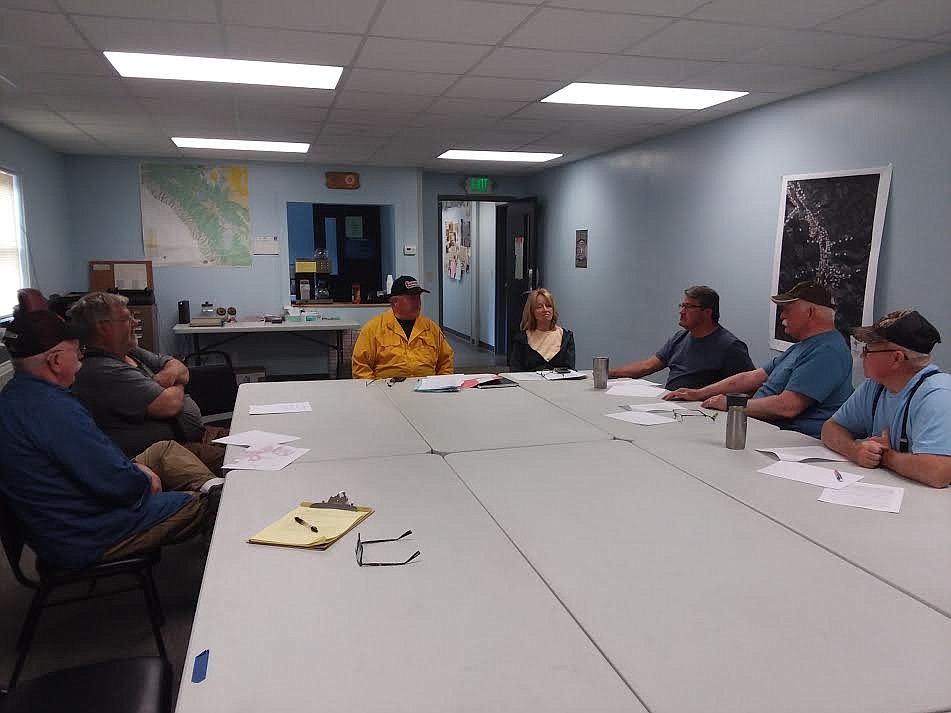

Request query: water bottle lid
[{"left": 726, "top": 393, "right": 749, "bottom": 408}]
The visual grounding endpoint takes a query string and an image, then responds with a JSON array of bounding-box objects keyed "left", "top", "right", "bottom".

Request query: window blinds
[{"left": 0, "top": 170, "right": 25, "bottom": 316}]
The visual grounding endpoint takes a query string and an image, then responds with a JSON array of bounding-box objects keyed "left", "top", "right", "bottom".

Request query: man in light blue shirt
[
  {"left": 822, "top": 310, "right": 950, "bottom": 488},
  {"left": 666, "top": 281, "right": 853, "bottom": 438}
]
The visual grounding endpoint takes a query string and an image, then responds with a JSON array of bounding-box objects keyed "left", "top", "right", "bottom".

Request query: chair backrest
[
  {"left": 183, "top": 351, "right": 239, "bottom": 417},
  {"left": 0, "top": 494, "right": 38, "bottom": 589},
  {"left": 17, "top": 288, "right": 48, "bottom": 313}
]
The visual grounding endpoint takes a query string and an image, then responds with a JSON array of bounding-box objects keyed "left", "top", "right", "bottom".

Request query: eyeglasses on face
[
  {"left": 860, "top": 346, "right": 902, "bottom": 357},
  {"left": 677, "top": 303, "right": 705, "bottom": 311},
  {"left": 355, "top": 530, "right": 420, "bottom": 567}
]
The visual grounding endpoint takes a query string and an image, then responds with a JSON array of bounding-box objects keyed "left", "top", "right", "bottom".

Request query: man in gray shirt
[
  {"left": 609, "top": 285, "right": 754, "bottom": 390},
  {"left": 68, "top": 292, "right": 227, "bottom": 470}
]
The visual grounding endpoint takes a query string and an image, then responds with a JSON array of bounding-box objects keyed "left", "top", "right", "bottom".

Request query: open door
[{"left": 495, "top": 198, "right": 539, "bottom": 357}]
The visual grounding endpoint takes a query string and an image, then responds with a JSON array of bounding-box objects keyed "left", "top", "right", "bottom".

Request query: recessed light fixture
[
  {"left": 541, "top": 83, "right": 747, "bottom": 110},
  {"left": 104, "top": 51, "right": 342, "bottom": 90},
  {"left": 438, "top": 150, "right": 562, "bottom": 163},
  {"left": 172, "top": 138, "right": 310, "bottom": 153}
]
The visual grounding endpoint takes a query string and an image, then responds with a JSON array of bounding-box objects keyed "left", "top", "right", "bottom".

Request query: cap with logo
[
  {"left": 389, "top": 276, "right": 430, "bottom": 297},
  {"left": 852, "top": 309, "right": 941, "bottom": 354},
  {"left": 770, "top": 280, "right": 834, "bottom": 309},
  {"left": 1, "top": 310, "right": 81, "bottom": 358}
]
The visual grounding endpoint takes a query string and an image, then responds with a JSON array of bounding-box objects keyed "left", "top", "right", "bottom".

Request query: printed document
[
  {"left": 213, "top": 430, "right": 299, "bottom": 447},
  {"left": 605, "top": 411, "right": 675, "bottom": 426},
  {"left": 627, "top": 401, "right": 694, "bottom": 412},
  {"left": 506, "top": 371, "right": 546, "bottom": 381},
  {"left": 223, "top": 443, "right": 310, "bottom": 471},
  {"left": 818, "top": 482, "right": 904, "bottom": 513},
  {"left": 415, "top": 374, "right": 467, "bottom": 392},
  {"left": 758, "top": 461, "right": 862, "bottom": 489},
  {"left": 249, "top": 402, "right": 312, "bottom": 415},
  {"left": 605, "top": 382, "right": 668, "bottom": 398},
  {"left": 756, "top": 445, "right": 848, "bottom": 462}
]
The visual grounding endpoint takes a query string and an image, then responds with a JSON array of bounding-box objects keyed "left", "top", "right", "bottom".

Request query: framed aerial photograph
[{"left": 769, "top": 166, "right": 892, "bottom": 351}]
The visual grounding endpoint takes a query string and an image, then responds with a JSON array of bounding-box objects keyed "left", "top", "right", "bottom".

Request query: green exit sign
[{"left": 465, "top": 176, "right": 493, "bottom": 194}]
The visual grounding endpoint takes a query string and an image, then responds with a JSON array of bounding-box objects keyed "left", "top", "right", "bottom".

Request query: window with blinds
[{"left": 1, "top": 169, "right": 28, "bottom": 320}]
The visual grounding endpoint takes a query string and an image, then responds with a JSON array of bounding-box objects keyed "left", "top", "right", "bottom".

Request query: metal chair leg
[
  {"left": 137, "top": 572, "right": 168, "bottom": 661},
  {"left": 9, "top": 586, "right": 48, "bottom": 689}
]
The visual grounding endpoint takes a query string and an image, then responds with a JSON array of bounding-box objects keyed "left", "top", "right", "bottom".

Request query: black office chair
[
  {"left": 0, "top": 497, "right": 167, "bottom": 689},
  {"left": 183, "top": 350, "right": 239, "bottom": 424},
  {"left": 0, "top": 656, "right": 171, "bottom": 713}
]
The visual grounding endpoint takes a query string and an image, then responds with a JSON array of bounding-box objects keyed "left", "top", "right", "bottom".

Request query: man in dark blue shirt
[
  {"left": 0, "top": 311, "right": 221, "bottom": 571},
  {"left": 609, "top": 285, "right": 754, "bottom": 389}
]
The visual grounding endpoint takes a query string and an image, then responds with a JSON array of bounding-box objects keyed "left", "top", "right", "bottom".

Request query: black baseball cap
[
  {"left": 1, "top": 310, "right": 81, "bottom": 358},
  {"left": 389, "top": 276, "right": 430, "bottom": 297},
  {"left": 770, "top": 280, "right": 834, "bottom": 309},
  {"left": 852, "top": 310, "right": 942, "bottom": 354}
]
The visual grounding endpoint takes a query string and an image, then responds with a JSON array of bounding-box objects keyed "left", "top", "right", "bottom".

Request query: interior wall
[
  {"left": 0, "top": 125, "right": 71, "bottom": 312},
  {"left": 440, "top": 201, "right": 471, "bottom": 337},
  {"left": 64, "top": 157, "right": 423, "bottom": 358},
  {"left": 477, "top": 202, "right": 496, "bottom": 347},
  {"left": 530, "top": 51, "right": 951, "bottom": 371}
]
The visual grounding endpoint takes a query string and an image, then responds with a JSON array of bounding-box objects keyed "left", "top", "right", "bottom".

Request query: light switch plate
[{"left": 403, "top": 245, "right": 417, "bottom": 256}]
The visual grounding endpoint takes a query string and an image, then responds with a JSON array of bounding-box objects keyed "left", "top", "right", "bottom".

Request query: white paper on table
[
  {"left": 606, "top": 378, "right": 660, "bottom": 387},
  {"left": 756, "top": 445, "right": 849, "bottom": 462},
  {"left": 249, "top": 402, "right": 312, "bottom": 415},
  {"left": 758, "top": 461, "right": 862, "bottom": 489},
  {"left": 415, "top": 374, "right": 467, "bottom": 392},
  {"left": 605, "top": 383, "right": 668, "bottom": 398},
  {"left": 819, "top": 482, "right": 904, "bottom": 513},
  {"left": 627, "top": 401, "right": 695, "bottom": 412},
  {"left": 223, "top": 443, "right": 310, "bottom": 471},
  {"left": 506, "top": 371, "right": 547, "bottom": 381},
  {"left": 605, "top": 411, "right": 676, "bottom": 426},
  {"left": 212, "top": 430, "right": 299, "bottom": 447}
]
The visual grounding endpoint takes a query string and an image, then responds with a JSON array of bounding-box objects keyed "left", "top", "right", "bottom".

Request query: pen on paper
[
  {"left": 834, "top": 470, "right": 844, "bottom": 482},
  {"left": 294, "top": 516, "right": 319, "bottom": 533}
]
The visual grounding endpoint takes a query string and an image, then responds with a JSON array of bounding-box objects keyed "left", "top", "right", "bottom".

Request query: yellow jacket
[{"left": 351, "top": 310, "right": 454, "bottom": 379}]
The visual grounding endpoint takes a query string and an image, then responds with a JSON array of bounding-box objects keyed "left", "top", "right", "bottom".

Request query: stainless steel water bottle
[
  {"left": 593, "top": 357, "right": 609, "bottom": 389},
  {"left": 725, "top": 393, "right": 749, "bottom": 450}
]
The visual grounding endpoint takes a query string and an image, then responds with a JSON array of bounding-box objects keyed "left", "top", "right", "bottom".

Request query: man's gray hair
[
  {"left": 683, "top": 285, "right": 720, "bottom": 322},
  {"left": 898, "top": 346, "right": 931, "bottom": 369},
  {"left": 66, "top": 291, "right": 128, "bottom": 342}
]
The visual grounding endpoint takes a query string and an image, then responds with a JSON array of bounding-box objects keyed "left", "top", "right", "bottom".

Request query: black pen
[
  {"left": 294, "top": 516, "right": 319, "bottom": 533},
  {"left": 834, "top": 470, "right": 844, "bottom": 482}
]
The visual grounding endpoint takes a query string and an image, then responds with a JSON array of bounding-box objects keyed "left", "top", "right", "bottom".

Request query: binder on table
[{"left": 248, "top": 502, "right": 373, "bottom": 550}]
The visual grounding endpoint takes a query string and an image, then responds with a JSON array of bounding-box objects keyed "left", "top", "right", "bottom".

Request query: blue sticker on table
[{"left": 192, "top": 649, "right": 209, "bottom": 683}]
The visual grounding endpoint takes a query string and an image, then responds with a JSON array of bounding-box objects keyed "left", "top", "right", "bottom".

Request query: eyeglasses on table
[{"left": 355, "top": 530, "right": 420, "bottom": 567}]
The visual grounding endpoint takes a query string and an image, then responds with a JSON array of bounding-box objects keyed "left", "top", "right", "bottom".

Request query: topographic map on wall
[
  {"left": 140, "top": 164, "right": 251, "bottom": 267},
  {"left": 769, "top": 165, "right": 892, "bottom": 351}
]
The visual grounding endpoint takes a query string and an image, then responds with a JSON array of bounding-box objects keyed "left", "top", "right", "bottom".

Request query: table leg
[{"left": 336, "top": 329, "right": 343, "bottom": 379}]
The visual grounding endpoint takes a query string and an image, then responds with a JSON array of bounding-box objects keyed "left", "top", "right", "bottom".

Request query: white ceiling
[{"left": 1, "top": 0, "right": 949, "bottom": 173}]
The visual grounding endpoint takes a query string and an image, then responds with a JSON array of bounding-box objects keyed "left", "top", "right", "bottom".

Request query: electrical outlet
[{"left": 403, "top": 245, "right": 417, "bottom": 256}]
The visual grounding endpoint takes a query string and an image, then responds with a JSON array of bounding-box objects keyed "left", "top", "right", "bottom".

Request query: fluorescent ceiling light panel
[
  {"left": 104, "top": 51, "right": 342, "bottom": 89},
  {"left": 172, "top": 137, "right": 310, "bottom": 153},
  {"left": 438, "top": 150, "right": 562, "bottom": 163},
  {"left": 541, "top": 83, "right": 747, "bottom": 110}
]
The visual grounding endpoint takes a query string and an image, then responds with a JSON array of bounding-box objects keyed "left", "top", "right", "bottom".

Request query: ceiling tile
[
  {"left": 62, "top": 110, "right": 153, "bottom": 126},
  {"left": 237, "top": 101, "right": 327, "bottom": 122},
  {"left": 152, "top": 117, "right": 238, "bottom": 135},
  {"left": 235, "top": 120, "right": 318, "bottom": 141},
  {"left": 547, "top": 0, "right": 707, "bottom": 15},
  {"left": 308, "top": 145, "right": 379, "bottom": 162},
  {"left": 80, "top": 126, "right": 171, "bottom": 142},
  {"left": 334, "top": 90, "right": 434, "bottom": 112},
  {"left": 690, "top": 0, "right": 876, "bottom": 29},
  {"left": 126, "top": 78, "right": 336, "bottom": 107},
  {"left": 684, "top": 63, "right": 859, "bottom": 93},
  {"left": 818, "top": 0, "right": 951, "bottom": 40},
  {"left": 321, "top": 123, "right": 401, "bottom": 139},
  {"left": 837, "top": 41, "right": 951, "bottom": 72},
  {"left": 371, "top": 0, "right": 534, "bottom": 44},
  {"left": 327, "top": 108, "right": 417, "bottom": 126},
  {"left": 447, "top": 76, "right": 562, "bottom": 101},
  {"left": 0, "top": 107, "right": 64, "bottom": 124},
  {"left": 0, "top": 0, "right": 59, "bottom": 10},
  {"left": 356, "top": 37, "right": 489, "bottom": 74},
  {"left": 41, "top": 95, "right": 147, "bottom": 113},
  {"left": 737, "top": 31, "right": 904, "bottom": 68},
  {"left": 313, "top": 136, "right": 386, "bottom": 152},
  {"left": 626, "top": 19, "right": 787, "bottom": 61},
  {"left": 0, "top": 9, "right": 88, "bottom": 48},
  {"left": 223, "top": 26, "right": 361, "bottom": 65},
  {"left": 60, "top": 0, "right": 218, "bottom": 22},
  {"left": 342, "top": 68, "right": 459, "bottom": 96},
  {"left": 408, "top": 113, "right": 506, "bottom": 130},
  {"left": 427, "top": 96, "right": 530, "bottom": 117},
  {"left": 47, "top": 139, "right": 114, "bottom": 154},
  {"left": 471, "top": 47, "right": 606, "bottom": 80},
  {"left": 72, "top": 16, "right": 224, "bottom": 54},
  {"left": 140, "top": 96, "right": 235, "bottom": 117},
  {"left": 511, "top": 101, "right": 685, "bottom": 124},
  {"left": 505, "top": 8, "right": 669, "bottom": 52},
  {"left": 221, "top": 0, "right": 379, "bottom": 34},
  {"left": 0, "top": 47, "right": 115, "bottom": 78},
  {"left": 15, "top": 74, "right": 129, "bottom": 95},
  {"left": 577, "top": 55, "right": 716, "bottom": 84}
]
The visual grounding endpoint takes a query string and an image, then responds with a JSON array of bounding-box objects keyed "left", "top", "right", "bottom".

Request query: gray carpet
[{"left": 0, "top": 538, "right": 207, "bottom": 703}]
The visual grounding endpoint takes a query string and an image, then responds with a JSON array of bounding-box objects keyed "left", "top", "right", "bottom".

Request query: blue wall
[
  {"left": 530, "top": 52, "right": 951, "bottom": 371},
  {"left": 0, "top": 125, "right": 71, "bottom": 312}
]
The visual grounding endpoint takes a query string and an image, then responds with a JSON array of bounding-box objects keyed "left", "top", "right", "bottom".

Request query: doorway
[{"left": 436, "top": 195, "right": 539, "bottom": 360}]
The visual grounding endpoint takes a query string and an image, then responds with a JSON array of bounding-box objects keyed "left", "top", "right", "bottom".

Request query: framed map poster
[{"left": 768, "top": 165, "right": 892, "bottom": 351}]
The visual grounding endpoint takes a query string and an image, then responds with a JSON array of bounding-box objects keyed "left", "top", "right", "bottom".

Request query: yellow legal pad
[{"left": 248, "top": 504, "right": 373, "bottom": 550}]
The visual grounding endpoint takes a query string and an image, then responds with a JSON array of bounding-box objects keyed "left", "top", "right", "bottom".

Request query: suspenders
[{"left": 870, "top": 370, "right": 939, "bottom": 453}]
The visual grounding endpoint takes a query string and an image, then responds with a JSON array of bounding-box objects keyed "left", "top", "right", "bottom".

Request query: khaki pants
[
  {"left": 182, "top": 425, "right": 229, "bottom": 473},
  {"left": 99, "top": 440, "right": 217, "bottom": 561}
]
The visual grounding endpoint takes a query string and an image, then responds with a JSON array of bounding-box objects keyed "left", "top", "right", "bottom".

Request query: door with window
[{"left": 495, "top": 198, "right": 539, "bottom": 356}]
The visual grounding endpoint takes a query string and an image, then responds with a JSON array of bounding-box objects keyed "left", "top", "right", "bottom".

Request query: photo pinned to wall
[
  {"left": 575, "top": 229, "right": 588, "bottom": 268},
  {"left": 769, "top": 165, "right": 892, "bottom": 351},
  {"left": 443, "top": 219, "right": 469, "bottom": 281}
]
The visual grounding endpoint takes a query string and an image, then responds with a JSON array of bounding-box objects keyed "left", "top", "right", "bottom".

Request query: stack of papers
[
  {"left": 626, "top": 401, "right": 695, "bottom": 412},
  {"left": 506, "top": 372, "right": 546, "bottom": 382},
  {"left": 605, "top": 381, "right": 668, "bottom": 398},
  {"left": 415, "top": 375, "right": 467, "bottom": 392},
  {"left": 249, "top": 402, "right": 312, "bottom": 415},
  {"left": 213, "top": 430, "right": 299, "bottom": 447},
  {"left": 756, "top": 459, "right": 905, "bottom": 514},
  {"left": 223, "top": 442, "right": 310, "bottom": 471},
  {"left": 605, "top": 411, "right": 675, "bottom": 426},
  {"left": 757, "top": 461, "right": 862, "bottom": 489},
  {"left": 755, "top": 445, "right": 848, "bottom": 462},
  {"left": 818, "top": 482, "right": 905, "bottom": 513}
]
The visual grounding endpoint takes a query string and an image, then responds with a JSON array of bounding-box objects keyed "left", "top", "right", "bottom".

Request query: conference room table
[
  {"left": 172, "top": 319, "right": 359, "bottom": 378},
  {"left": 176, "top": 455, "right": 644, "bottom": 713},
  {"left": 516, "top": 374, "right": 951, "bottom": 618}
]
